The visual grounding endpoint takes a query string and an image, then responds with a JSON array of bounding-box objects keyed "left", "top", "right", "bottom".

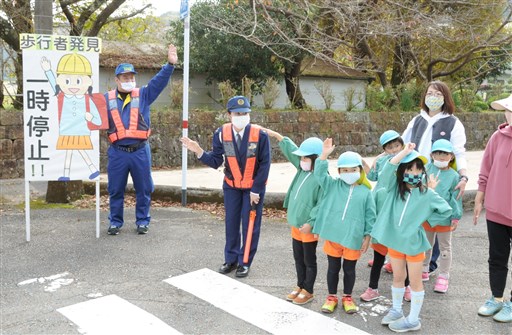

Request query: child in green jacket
[
  {"left": 313, "top": 138, "right": 376, "bottom": 315},
  {"left": 264, "top": 128, "right": 323, "bottom": 305},
  {"left": 371, "top": 143, "right": 452, "bottom": 333},
  {"left": 422, "top": 139, "right": 462, "bottom": 293},
  {"left": 362, "top": 130, "right": 406, "bottom": 302}
]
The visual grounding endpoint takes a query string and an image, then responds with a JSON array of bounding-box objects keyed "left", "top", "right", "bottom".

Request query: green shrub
[
  {"left": 487, "top": 92, "right": 510, "bottom": 106},
  {"left": 396, "top": 81, "right": 424, "bottom": 112},
  {"left": 452, "top": 88, "right": 484, "bottom": 112},
  {"left": 262, "top": 78, "right": 280, "bottom": 109},
  {"left": 366, "top": 85, "right": 395, "bottom": 111}
]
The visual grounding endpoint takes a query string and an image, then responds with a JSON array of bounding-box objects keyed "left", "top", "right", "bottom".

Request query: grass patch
[{"left": 15, "top": 199, "right": 74, "bottom": 210}]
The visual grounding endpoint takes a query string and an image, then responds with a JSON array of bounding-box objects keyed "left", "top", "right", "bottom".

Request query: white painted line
[
  {"left": 164, "top": 268, "right": 370, "bottom": 335},
  {"left": 57, "top": 294, "right": 182, "bottom": 335}
]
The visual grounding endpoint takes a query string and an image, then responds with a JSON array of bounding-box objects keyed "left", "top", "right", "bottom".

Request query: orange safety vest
[
  {"left": 107, "top": 88, "right": 151, "bottom": 143},
  {"left": 222, "top": 123, "right": 260, "bottom": 189}
]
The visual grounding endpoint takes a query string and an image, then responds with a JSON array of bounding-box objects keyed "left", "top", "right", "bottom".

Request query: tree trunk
[
  {"left": 0, "top": 80, "right": 4, "bottom": 108},
  {"left": 390, "top": 35, "right": 411, "bottom": 87},
  {"left": 284, "top": 59, "right": 306, "bottom": 109},
  {"left": 13, "top": 53, "right": 23, "bottom": 109},
  {"left": 46, "top": 180, "right": 84, "bottom": 203}
]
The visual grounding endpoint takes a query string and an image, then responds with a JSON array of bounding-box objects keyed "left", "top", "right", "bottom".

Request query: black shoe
[
  {"left": 235, "top": 265, "right": 250, "bottom": 278},
  {"left": 137, "top": 225, "right": 148, "bottom": 234},
  {"left": 107, "top": 226, "right": 120, "bottom": 235},
  {"left": 219, "top": 262, "right": 237, "bottom": 274}
]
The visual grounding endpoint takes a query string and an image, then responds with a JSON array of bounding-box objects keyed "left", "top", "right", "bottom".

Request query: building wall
[
  {"left": 159, "top": 69, "right": 368, "bottom": 111},
  {"left": 1, "top": 108, "right": 503, "bottom": 179}
]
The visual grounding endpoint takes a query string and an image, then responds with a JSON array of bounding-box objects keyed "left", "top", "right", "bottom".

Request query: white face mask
[
  {"left": 433, "top": 160, "right": 449, "bottom": 169},
  {"left": 300, "top": 160, "right": 312, "bottom": 171},
  {"left": 340, "top": 171, "right": 361, "bottom": 185},
  {"left": 232, "top": 114, "right": 250, "bottom": 130},
  {"left": 120, "top": 81, "right": 136, "bottom": 92}
]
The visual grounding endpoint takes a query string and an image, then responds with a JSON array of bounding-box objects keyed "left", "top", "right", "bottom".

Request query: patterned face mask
[
  {"left": 403, "top": 172, "right": 423, "bottom": 186},
  {"left": 425, "top": 95, "right": 444, "bottom": 111}
]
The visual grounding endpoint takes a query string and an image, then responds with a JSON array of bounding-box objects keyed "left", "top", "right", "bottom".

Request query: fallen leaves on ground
[{"left": 72, "top": 194, "right": 287, "bottom": 221}]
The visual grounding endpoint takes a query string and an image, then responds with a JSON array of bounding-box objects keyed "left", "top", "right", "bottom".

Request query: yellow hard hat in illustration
[{"left": 56, "top": 53, "right": 92, "bottom": 75}]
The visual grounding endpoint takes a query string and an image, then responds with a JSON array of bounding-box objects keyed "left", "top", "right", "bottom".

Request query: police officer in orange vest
[
  {"left": 180, "top": 96, "right": 271, "bottom": 277},
  {"left": 105, "top": 44, "right": 178, "bottom": 236}
]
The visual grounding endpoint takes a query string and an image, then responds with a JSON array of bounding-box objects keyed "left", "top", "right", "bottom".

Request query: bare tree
[
  {"left": 0, "top": 0, "right": 151, "bottom": 108},
  {"left": 197, "top": 0, "right": 512, "bottom": 89}
]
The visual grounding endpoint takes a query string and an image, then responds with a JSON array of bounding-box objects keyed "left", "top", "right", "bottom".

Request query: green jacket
[
  {"left": 425, "top": 163, "right": 463, "bottom": 223},
  {"left": 280, "top": 137, "right": 323, "bottom": 228},
  {"left": 371, "top": 161, "right": 452, "bottom": 255},
  {"left": 312, "top": 159, "right": 376, "bottom": 250},
  {"left": 367, "top": 155, "right": 392, "bottom": 192}
]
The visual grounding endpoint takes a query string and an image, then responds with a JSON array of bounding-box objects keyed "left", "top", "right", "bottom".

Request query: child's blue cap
[
  {"left": 337, "top": 151, "right": 363, "bottom": 168},
  {"left": 292, "top": 137, "right": 323, "bottom": 156},
  {"left": 400, "top": 150, "right": 428, "bottom": 165},
  {"left": 115, "top": 63, "right": 137, "bottom": 76},
  {"left": 431, "top": 139, "right": 453, "bottom": 153},
  {"left": 227, "top": 96, "right": 251, "bottom": 113},
  {"left": 379, "top": 130, "right": 401, "bottom": 146}
]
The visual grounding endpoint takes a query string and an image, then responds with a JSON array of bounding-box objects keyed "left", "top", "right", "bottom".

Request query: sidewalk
[
  {"left": 0, "top": 151, "right": 483, "bottom": 209},
  {"left": 150, "top": 151, "right": 483, "bottom": 194},
  {"left": 126, "top": 150, "right": 483, "bottom": 209}
]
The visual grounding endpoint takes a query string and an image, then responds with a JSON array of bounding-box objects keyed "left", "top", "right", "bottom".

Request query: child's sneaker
[
  {"left": 342, "top": 295, "right": 358, "bottom": 314},
  {"left": 286, "top": 286, "right": 301, "bottom": 301},
  {"left": 434, "top": 275, "right": 449, "bottom": 293},
  {"left": 368, "top": 259, "right": 374, "bottom": 267},
  {"left": 360, "top": 287, "right": 380, "bottom": 302},
  {"left": 421, "top": 271, "right": 429, "bottom": 281},
  {"left": 383, "top": 262, "right": 393, "bottom": 273},
  {"left": 321, "top": 295, "right": 338, "bottom": 313},
  {"left": 493, "top": 301, "right": 512, "bottom": 323},
  {"left": 381, "top": 308, "right": 404, "bottom": 325},
  {"left": 293, "top": 289, "right": 314, "bottom": 305},
  {"left": 388, "top": 317, "right": 421, "bottom": 332},
  {"left": 478, "top": 297, "right": 504, "bottom": 316},
  {"left": 403, "top": 286, "right": 411, "bottom": 302}
]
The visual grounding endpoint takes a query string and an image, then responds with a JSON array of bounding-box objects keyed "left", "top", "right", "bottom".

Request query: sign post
[
  {"left": 180, "top": 0, "right": 190, "bottom": 207},
  {"left": 20, "top": 34, "right": 105, "bottom": 240}
]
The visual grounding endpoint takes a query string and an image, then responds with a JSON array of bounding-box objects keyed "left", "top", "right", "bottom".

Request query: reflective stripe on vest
[
  {"left": 410, "top": 115, "right": 457, "bottom": 147},
  {"left": 222, "top": 123, "right": 260, "bottom": 189},
  {"left": 107, "top": 88, "right": 151, "bottom": 142}
]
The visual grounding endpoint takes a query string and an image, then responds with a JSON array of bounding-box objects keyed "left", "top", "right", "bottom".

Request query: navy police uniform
[
  {"left": 198, "top": 96, "right": 271, "bottom": 273},
  {"left": 105, "top": 63, "right": 174, "bottom": 231}
]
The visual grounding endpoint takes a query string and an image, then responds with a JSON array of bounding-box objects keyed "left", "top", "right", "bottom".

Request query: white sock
[
  {"left": 408, "top": 290, "right": 425, "bottom": 323},
  {"left": 391, "top": 286, "right": 405, "bottom": 312}
]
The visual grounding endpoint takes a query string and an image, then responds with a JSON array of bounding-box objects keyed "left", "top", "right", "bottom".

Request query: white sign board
[{"left": 20, "top": 34, "right": 106, "bottom": 182}]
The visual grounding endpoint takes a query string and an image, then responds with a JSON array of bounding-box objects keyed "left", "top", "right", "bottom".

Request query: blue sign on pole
[{"left": 180, "top": 0, "right": 189, "bottom": 20}]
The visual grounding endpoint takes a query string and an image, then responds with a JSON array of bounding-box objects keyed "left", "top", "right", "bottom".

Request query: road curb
[{"left": 83, "top": 181, "right": 476, "bottom": 211}]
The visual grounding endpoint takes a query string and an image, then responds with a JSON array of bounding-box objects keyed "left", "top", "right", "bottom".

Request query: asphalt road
[{"left": 1, "top": 198, "right": 510, "bottom": 335}]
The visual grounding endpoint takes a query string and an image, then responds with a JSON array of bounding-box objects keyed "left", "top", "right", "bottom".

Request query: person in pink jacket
[{"left": 473, "top": 94, "right": 512, "bottom": 323}]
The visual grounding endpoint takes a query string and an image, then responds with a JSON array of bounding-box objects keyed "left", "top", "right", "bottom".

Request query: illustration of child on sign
[{"left": 41, "top": 53, "right": 107, "bottom": 181}]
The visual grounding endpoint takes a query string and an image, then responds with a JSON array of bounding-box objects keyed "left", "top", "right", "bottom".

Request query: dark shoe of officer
[
  {"left": 108, "top": 226, "right": 120, "bottom": 235},
  {"left": 235, "top": 265, "right": 250, "bottom": 278},
  {"left": 219, "top": 263, "right": 237, "bottom": 274},
  {"left": 137, "top": 225, "right": 149, "bottom": 234}
]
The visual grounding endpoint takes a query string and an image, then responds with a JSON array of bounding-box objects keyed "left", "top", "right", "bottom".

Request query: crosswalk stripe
[
  {"left": 57, "top": 294, "right": 182, "bottom": 335},
  {"left": 164, "top": 268, "right": 370, "bottom": 335}
]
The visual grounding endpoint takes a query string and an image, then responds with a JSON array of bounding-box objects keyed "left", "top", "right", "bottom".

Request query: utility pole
[
  {"left": 34, "top": 0, "right": 53, "bottom": 35},
  {"left": 32, "top": 0, "right": 83, "bottom": 203}
]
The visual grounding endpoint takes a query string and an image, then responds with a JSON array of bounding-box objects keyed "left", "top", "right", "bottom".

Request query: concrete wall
[
  {"left": 1, "top": 108, "right": 505, "bottom": 179},
  {"left": 100, "top": 68, "right": 368, "bottom": 111}
]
